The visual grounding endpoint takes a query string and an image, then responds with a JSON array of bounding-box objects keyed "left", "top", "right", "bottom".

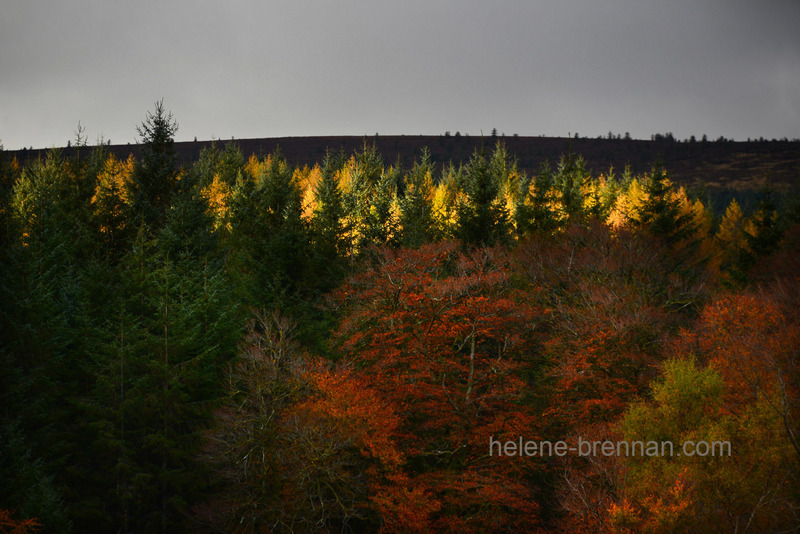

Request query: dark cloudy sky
[{"left": 2, "top": 0, "right": 799, "bottom": 150}]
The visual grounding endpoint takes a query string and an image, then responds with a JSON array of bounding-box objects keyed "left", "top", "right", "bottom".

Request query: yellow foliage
[
  {"left": 201, "top": 174, "right": 232, "bottom": 230},
  {"left": 716, "top": 199, "right": 747, "bottom": 251},
  {"left": 336, "top": 156, "right": 357, "bottom": 196},
  {"left": 92, "top": 154, "right": 134, "bottom": 206},
  {"left": 673, "top": 186, "right": 711, "bottom": 256},
  {"left": 244, "top": 153, "right": 269, "bottom": 180},
  {"left": 91, "top": 154, "right": 134, "bottom": 234},
  {"left": 404, "top": 168, "right": 435, "bottom": 204},
  {"left": 607, "top": 178, "right": 646, "bottom": 229},
  {"left": 295, "top": 165, "right": 322, "bottom": 220},
  {"left": 689, "top": 197, "right": 714, "bottom": 268},
  {"left": 502, "top": 189, "right": 516, "bottom": 232},
  {"left": 713, "top": 199, "right": 754, "bottom": 278},
  {"left": 582, "top": 174, "right": 618, "bottom": 220},
  {"left": 431, "top": 173, "right": 463, "bottom": 236},
  {"left": 498, "top": 168, "right": 527, "bottom": 233},
  {"left": 689, "top": 198, "right": 712, "bottom": 242}
]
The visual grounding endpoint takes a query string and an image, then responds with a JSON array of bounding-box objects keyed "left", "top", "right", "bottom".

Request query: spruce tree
[
  {"left": 229, "top": 152, "right": 309, "bottom": 310},
  {"left": 633, "top": 161, "right": 696, "bottom": 247},
  {"left": 554, "top": 149, "right": 589, "bottom": 223},
  {"left": 130, "top": 100, "right": 179, "bottom": 231},
  {"left": 310, "top": 150, "right": 347, "bottom": 285},
  {"left": 400, "top": 148, "right": 436, "bottom": 248},
  {"left": 456, "top": 149, "right": 510, "bottom": 246},
  {"left": 732, "top": 187, "right": 784, "bottom": 283},
  {"left": 342, "top": 143, "right": 398, "bottom": 251},
  {"left": 515, "top": 161, "right": 559, "bottom": 236}
]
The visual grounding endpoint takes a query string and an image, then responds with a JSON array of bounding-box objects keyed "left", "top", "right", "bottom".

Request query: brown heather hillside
[{"left": 9, "top": 135, "right": 800, "bottom": 191}]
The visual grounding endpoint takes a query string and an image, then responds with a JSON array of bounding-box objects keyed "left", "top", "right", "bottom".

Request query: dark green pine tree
[
  {"left": 4, "top": 150, "right": 98, "bottom": 532},
  {"left": 343, "top": 142, "right": 399, "bottom": 251},
  {"left": 0, "top": 143, "right": 23, "bottom": 395},
  {"left": 310, "top": 150, "right": 347, "bottom": 286},
  {"left": 596, "top": 166, "right": 622, "bottom": 221},
  {"left": 633, "top": 161, "right": 696, "bottom": 247},
  {"left": 130, "top": 100, "right": 179, "bottom": 231},
  {"left": 515, "top": 161, "right": 559, "bottom": 237},
  {"left": 191, "top": 140, "right": 244, "bottom": 190},
  {"left": 342, "top": 143, "right": 381, "bottom": 242},
  {"left": 104, "top": 195, "right": 241, "bottom": 533},
  {"left": 745, "top": 186, "right": 783, "bottom": 259},
  {"left": 732, "top": 186, "right": 785, "bottom": 284},
  {"left": 400, "top": 148, "right": 436, "bottom": 248},
  {"left": 364, "top": 161, "right": 400, "bottom": 248},
  {"left": 456, "top": 149, "right": 510, "bottom": 246},
  {"left": 554, "top": 149, "right": 589, "bottom": 224},
  {"left": 0, "top": 420, "right": 71, "bottom": 532},
  {"left": 229, "top": 151, "right": 310, "bottom": 311}
]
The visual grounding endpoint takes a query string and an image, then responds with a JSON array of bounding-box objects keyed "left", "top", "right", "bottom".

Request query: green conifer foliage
[
  {"left": 400, "top": 148, "right": 436, "bottom": 248},
  {"left": 229, "top": 152, "right": 310, "bottom": 310},
  {"left": 310, "top": 150, "right": 347, "bottom": 284},
  {"left": 515, "top": 161, "right": 559, "bottom": 236},
  {"left": 130, "top": 100, "right": 179, "bottom": 231},
  {"left": 632, "top": 161, "right": 696, "bottom": 247},
  {"left": 456, "top": 149, "right": 510, "bottom": 246}
]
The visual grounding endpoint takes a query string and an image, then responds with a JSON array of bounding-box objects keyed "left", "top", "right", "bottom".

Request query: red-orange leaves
[
  {"left": 332, "top": 242, "right": 542, "bottom": 531},
  {"left": 0, "top": 510, "right": 40, "bottom": 534},
  {"left": 277, "top": 362, "right": 407, "bottom": 530},
  {"left": 287, "top": 364, "right": 403, "bottom": 470},
  {"left": 677, "top": 291, "right": 800, "bottom": 456}
]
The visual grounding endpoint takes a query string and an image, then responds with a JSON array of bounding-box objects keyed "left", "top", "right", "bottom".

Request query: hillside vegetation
[{"left": 1, "top": 104, "right": 798, "bottom": 533}]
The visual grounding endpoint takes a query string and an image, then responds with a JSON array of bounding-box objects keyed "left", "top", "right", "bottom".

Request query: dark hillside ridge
[{"left": 9, "top": 135, "right": 799, "bottom": 190}]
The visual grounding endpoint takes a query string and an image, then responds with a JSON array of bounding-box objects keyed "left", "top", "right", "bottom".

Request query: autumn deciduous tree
[
  {"left": 680, "top": 291, "right": 800, "bottom": 459},
  {"left": 203, "top": 311, "right": 407, "bottom": 532},
  {"left": 332, "top": 242, "right": 542, "bottom": 531},
  {"left": 615, "top": 359, "right": 723, "bottom": 532},
  {"left": 0, "top": 509, "right": 41, "bottom": 534},
  {"left": 516, "top": 222, "right": 699, "bottom": 429},
  {"left": 614, "top": 356, "right": 799, "bottom": 533},
  {"left": 601, "top": 289, "right": 800, "bottom": 533},
  {"left": 201, "top": 311, "right": 309, "bottom": 531},
  {"left": 193, "top": 141, "right": 245, "bottom": 234},
  {"left": 514, "top": 221, "right": 709, "bottom": 531},
  {"left": 713, "top": 198, "right": 749, "bottom": 280},
  {"left": 278, "top": 364, "right": 406, "bottom": 531},
  {"left": 431, "top": 163, "right": 464, "bottom": 239}
]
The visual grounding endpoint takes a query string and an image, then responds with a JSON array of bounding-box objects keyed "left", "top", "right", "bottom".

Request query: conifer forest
[{"left": 1, "top": 103, "right": 799, "bottom": 533}]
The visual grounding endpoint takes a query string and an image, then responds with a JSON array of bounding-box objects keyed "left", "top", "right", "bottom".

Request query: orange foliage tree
[
  {"left": 331, "top": 242, "right": 543, "bottom": 532},
  {"left": 514, "top": 221, "right": 708, "bottom": 531},
  {"left": 202, "top": 311, "right": 410, "bottom": 532},
  {"left": 0, "top": 510, "right": 40, "bottom": 534},
  {"left": 680, "top": 291, "right": 800, "bottom": 459},
  {"left": 608, "top": 290, "right": 800, "bottom": 532}
]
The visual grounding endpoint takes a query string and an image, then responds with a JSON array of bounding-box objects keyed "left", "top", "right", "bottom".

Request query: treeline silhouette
[{"left": 7, "top": 130, "right": 800, "bottom": 197}]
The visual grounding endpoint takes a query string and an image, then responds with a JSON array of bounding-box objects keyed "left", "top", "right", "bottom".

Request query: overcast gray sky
[{"left": 2, "top": 0, "right": 799, "bottom": 150}]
